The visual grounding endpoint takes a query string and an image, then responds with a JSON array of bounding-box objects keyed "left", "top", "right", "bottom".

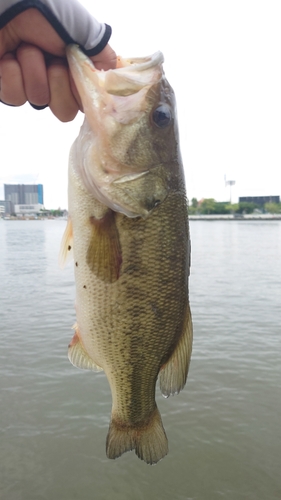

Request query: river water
[{"left": 0, "top": 219, "right": 280, "bottom": 500}]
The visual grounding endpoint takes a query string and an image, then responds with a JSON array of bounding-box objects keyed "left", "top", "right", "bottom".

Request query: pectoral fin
[
  {"left": 68, "top": 328, "right": 103, "bottom": 371},
  {"left": 87, "top": 210, "right": 122, "bottom": 283},
  {"left": 159, "top": 303, "right": 193, "bottom": 397},
  {"left": 59, "top": 217, "right": 73, "bottom": 268}
]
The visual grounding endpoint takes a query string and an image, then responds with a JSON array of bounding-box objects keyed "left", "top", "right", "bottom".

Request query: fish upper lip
[{"left": 114, "top": 52, "right": 164, "bottom": 73}]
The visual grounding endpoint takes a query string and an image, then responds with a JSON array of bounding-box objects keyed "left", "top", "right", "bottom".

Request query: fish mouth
[
  {"left": 66, "top": 45, "right": 164, "bottom": 126},
  {"left": 116, "top": 52, "right": 164, "bottom": 71},
  {"left": 66, "top": 45, "right": 164, "bottom": 96}
]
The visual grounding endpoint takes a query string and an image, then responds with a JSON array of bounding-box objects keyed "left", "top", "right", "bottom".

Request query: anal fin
[
  {"left": 159, "top": 303, "right": 193, "bottom": 397},
  {"left": 87, "top": 210, "right": 122, "bottom": 283},
  {"left": 68, "top": 328, "right": 103, "bottom": 371}
]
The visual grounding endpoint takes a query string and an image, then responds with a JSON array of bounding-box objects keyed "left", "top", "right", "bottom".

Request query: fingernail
[
  {"left": 0, "top": 100, "right": 16, "bottom": 107},
  {"left": 29, "top": 103, "right": 48, "bottom": 110}
]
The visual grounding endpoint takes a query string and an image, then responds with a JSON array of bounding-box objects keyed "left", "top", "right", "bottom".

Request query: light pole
[{"left": 225, "top": 179, "right": 236, "bottom": 204}]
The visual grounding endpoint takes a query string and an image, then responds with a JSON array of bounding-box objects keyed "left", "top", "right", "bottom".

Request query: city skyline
[
  {"left": 1, "top": 181, "right": 280, "bottom": 212},
  {"left": 1, "top": 183, "right": 44, "bottom": 215}
]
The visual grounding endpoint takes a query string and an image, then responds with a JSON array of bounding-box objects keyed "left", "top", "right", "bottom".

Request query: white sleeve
[{"left": 0, "top": 0, "right": 112, "bottom": 55}]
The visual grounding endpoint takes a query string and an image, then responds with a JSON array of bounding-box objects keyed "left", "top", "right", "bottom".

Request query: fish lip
[
  {"left": 66, "top": 45, "right": 164, "bottom": 103},
  {"left": 115, "top": 52, "right": 164, "bottom": 73},
  {"left": 66, "top": 45, "right": 164, "bottom": 74}
]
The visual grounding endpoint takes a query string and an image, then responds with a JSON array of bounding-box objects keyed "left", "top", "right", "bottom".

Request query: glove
[
  {"left": 0, "top": 0, "right": 111, "bottom": 55},
  {"left": 0, "top": 0, "right": 115, "bottom": 120}
]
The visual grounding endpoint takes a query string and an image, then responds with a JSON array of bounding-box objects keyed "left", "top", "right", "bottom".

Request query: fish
[{"left": 60, "top": 45, "right": 193, "bottom": 465}]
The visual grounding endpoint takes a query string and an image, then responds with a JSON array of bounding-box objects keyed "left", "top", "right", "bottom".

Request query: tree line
[{"left": 189, "top": 198, "right": 281, "bottom": 215}]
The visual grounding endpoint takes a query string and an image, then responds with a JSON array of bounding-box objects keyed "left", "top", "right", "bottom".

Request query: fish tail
[{"left": 106, "top": 406, "right": 168, "bottom": 465}]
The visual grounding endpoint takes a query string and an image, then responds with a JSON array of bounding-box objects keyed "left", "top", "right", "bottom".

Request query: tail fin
[{"left": 106, "top": 406, "right": 168, "bottom": 465}]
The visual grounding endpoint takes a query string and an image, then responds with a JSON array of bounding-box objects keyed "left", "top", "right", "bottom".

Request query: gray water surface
[{"left": 0, "top": 219, "right": 280, "bottom": 500}]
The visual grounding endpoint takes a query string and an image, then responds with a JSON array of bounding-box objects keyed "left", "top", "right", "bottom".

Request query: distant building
[
  {"left": 4, "top": 184, "right": 44, "bottom": 213},
  {"left": 14, "top": 204, "right": 43, "bottom": 215},
  {"left": 0, "top": 200, "right": 13, "bottom": 216},
  {"left": 239, "top": 195, "right": 280, "bottom": 206}
]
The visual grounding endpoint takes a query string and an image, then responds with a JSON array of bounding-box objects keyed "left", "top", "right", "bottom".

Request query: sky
[{"left": 1, "top": 0, "right": 281, "bottom": 209}]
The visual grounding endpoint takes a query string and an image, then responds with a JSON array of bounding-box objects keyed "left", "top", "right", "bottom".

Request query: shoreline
[
  {"left": 1, "top": 214, "right": 281, "bottom": 222},
  {"left": 0, "top": 216, "right": 67, "bottom": 221},
  {"left": 189, "top": 214, "right": 281, "bottom": 221}
]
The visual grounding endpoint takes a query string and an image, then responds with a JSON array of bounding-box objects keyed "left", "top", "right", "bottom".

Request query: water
[{"left": 0, "top": 219, "right": 280, "bottom": 500}]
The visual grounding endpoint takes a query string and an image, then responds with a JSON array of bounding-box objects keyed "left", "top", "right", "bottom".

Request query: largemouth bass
[{"left": 60, "top": 45, "right": 192, "bottom": 465}]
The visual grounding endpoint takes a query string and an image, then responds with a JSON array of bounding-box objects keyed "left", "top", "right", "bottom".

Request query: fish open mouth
[{"left": 66, "top": 45, "right": 164, "bottom": 107}]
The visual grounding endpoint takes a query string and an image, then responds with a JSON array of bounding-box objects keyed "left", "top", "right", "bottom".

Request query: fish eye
[{"left": 152, "top": 104, "right": 172, "bottom": 128}]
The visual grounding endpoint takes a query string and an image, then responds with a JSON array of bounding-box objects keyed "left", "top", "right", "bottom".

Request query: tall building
[{"left": 4, "top": 184, "right": 44, "bottom": 213}]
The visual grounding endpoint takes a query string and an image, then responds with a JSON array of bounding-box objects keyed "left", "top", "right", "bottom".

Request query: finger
[
  {"left": 0, "top": 9, "right": 66, "bottom": 58},
  {"left": 90, "top": 44, "right": 117, "bottom": 71},
  {"left": 16, "top": 43, "right": 50, "bottom": 106},
  {"left": 0, "top": 53, "right": 27, "bottom": 105},
  {"left": 47, "top": 59, "right": 79, "bottom": 122}
]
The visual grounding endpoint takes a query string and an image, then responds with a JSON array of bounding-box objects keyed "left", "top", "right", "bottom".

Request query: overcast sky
[{"left": 1, "top": 0, "right": 281, "bottom": 208}]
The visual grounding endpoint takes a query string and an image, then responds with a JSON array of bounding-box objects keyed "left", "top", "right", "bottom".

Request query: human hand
[{"left": 0, "top": 0, "right": 116, "bottom": 121}]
